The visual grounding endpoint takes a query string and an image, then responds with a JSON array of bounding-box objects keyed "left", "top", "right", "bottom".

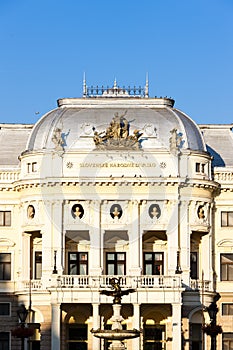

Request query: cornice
[{"left": 0, "top": 177, "right": 219, "bottom": 192}]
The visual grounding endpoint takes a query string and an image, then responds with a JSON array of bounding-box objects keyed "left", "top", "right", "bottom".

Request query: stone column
[
  {"left": 202, "top": 202, "right": 213, "bottom": 285},
  {"left": 132, "top": 304, "right": 141, "bottom": 350},
  {"left": 167, "top": 200, "right": 179, "bottom": 275},
  {"left": 42, "top": 201, "right": 53, "bottom": 279},
  {"left": 89, "top": 200, "right": 102, "bottom": 276},
  {"left": 129, "top": 200, "right": 141, "bottom": 276},
  {"left": 179, "top": 200, "right": 190, "bottom": 285},
  {"left": 92, "top": 303, "right": 100, "bottom": 350},
  {"left": 51, "top": 303, "right": 61, "bottom": 350},
  {"left": 21, "top": 232, "right": 31, "bottom": 281},
  {"left": 172, "top": 303, "right": 182, "bottom": 350},
  {"left": 52, "top": 200, "right": 63, "bottom": 274}
]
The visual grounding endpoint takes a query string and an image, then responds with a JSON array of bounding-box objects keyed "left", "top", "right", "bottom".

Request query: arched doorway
[
  {"left": 141, "top": 304, "right": 171, "bottom": 350},
  {"left": 189, "top": 309, "right": 203, "bottom": 350},
  {"left": 62, "top": 304, "right": 91, "bottom": 350}
]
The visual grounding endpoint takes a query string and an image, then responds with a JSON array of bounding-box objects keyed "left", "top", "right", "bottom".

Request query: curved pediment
[
  {"left": 0, "top": 238, "right": 15, "bottom": 247},
  {"left": 217, "top": 239, "right": 233, "bottom": 247}
]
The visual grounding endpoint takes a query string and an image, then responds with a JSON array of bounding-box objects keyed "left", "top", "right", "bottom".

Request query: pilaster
[
  {"left": 89, "top": 200, "right": 102, "bottom": 275},
  {"left": 172, "top": 303, "right": 182, "bottom": 350},
  {"left": 129, "top": 200, "right": 141, "bottom": 275},
  {"left": 92, "top": 303, "right": 100, "bottom": 350},
  {"left": 180, "top": 200, "right": 190, "bottom": 285},
  {"left": 21, "top": 232, "right": 31, "bottom": 281},
  {"left": 132, "top": 304, "right": 141, "bottom": 350},
  {"left": 167, "top": 200, "right": 179, "bottom": 274},
  {"left": 52, "top": 200, "right": 63, "bottom": 274},
  {"left": 51, "top": 302, "right": 61, "bottom": 350}
]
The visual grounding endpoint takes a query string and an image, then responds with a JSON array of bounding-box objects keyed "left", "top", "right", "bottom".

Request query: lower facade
[{"left": 1, "top": 288, "right": 230, "bottom": 350}]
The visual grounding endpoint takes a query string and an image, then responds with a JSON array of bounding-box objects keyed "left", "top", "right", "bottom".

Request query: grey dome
[{"left": 26, "top": 97, "right": 206, "bottom": 153}]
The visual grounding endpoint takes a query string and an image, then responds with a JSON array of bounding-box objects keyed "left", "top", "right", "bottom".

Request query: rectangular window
[
  {"left": 35, "top": 252, "right": 42, "bottom": 279},
  {"left": 221, "top": 212, "right": 233, "bottom": 227},
  {"left": 0, "top": 211, "right": 11, "bottom": 226},
  {"left": 222, "top": 333, "right": 233, "bottom": 350},
  {"left": 0, "top": 254, "right": 11, "bottom": 280},
  {"left": 0, "top": 303, "right": 10, "bottom": 316},
  {"left": 27, "top": 163, "right": 30, "bottom": 173},
  {"left": 143, "top": 252, "right": 164, "bottom": 275},
  {"left": 68, "top": 252, "right": 88, "bottom": 275},
  {"left": 222, "top": 304, "right": 233, "bottom": 316},
  {"left": 195, "top": 163, "right": 200, "bottom": 172},
  {"left": 190, "top": 252, "right": 198, "bottom": 279},
  {"left": 0, "top": 332, "right": 10, "bottom": 350},
  {"left": 32, "top": 162, "right": 37, "bottom": 172},
  {"left": 201, "top": 164, "right": 205, "bottom": 173},
  {"left": 221, "top": 254, "right": 233, "bottom": 281},
  {"left": 106, "top": 252, "right": 126, "bottom": 275}
]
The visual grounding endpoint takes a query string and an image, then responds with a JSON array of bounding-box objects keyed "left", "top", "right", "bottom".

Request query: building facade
[{"left": 0, "top": 82, "right": 233, "bottom": 350}]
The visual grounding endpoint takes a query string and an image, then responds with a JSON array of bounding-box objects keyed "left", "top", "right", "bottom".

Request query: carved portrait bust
[
  {"left": 72, "top": 204, "right": 84, "bottom": 219},
  {"left": 110, "top": 204, "right": 123, "bottom": 219},
  {"left": 149, "top": 204, "right": 161, "bottom": 219},
  {"left": 197, "top": 205, "right": 205, "bottom": 220},
  {"left": 27, "top": 205, "right": 35, "bottom": 219}
]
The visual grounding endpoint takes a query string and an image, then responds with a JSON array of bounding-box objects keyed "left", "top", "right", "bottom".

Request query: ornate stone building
[{"left": 0, "top": 81, "right": 233, "bottom": 350}]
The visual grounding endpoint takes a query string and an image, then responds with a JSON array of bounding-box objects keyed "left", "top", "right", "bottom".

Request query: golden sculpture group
[{"left": 93, "top": 112, "right": 143, "bottom": 149}]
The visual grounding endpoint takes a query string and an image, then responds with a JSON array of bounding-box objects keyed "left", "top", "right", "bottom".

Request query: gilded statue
[
  {"left": 93, "top": 112, "right": 142, "bottom": 149},
  {"left": 100, "top": 277, "right": 135, "bottom": 304}
]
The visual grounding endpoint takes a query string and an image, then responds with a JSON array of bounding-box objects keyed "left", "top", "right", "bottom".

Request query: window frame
[
  {"left": 0, "top": 303, "right": 11, "bottom": 317},
  {"left": 222, "top": 303, "right": 233, "bottom": 316},
  {"left": 222, "top": 332, "right": 233, "bottom": 350},
  {"left": 190, "top": 252, "right": 198, "bottom": 279},
  {"left": 0, "top": 331, "right": 10, "bottom": 350},
  {"left": 143, "top": 252, "right": 164, "bottom": 275},
  {"left": 221, "top": 211, "right": 233, "bottom": 227},
  {"left": 0, "top": 211, "right": 11, "bottom": 227},
  {"left": 34, "top": 251, "right": 42, "bottom": 280},
  {"left": 220, "top": 253, "right": 233, "bottom": 281},
  {"left": 68, "top": 252, "right": 88, "bottom": 275},
  {"left": 106, "top": 252, "right": 126, "bottom": 276},
  {"left": 0, "top": 253, "right": 11, "bottom": 281},
  {"left": 32, "top": 162, "right": 37, "bottom": 172}
]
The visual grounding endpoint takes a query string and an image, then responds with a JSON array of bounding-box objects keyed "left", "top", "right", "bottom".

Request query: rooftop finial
[
  {"left": 114, "top": 78, "right": 117, "bottom": 89},
  {"left": 83, "top": 72, "right": 87, "bottom": 97},
  {"left": 145, "top": 73, "right": 149, "bottom": 98}
]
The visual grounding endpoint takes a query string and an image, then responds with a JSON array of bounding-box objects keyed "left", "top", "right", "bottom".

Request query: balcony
[
  {"left": 189, "top": 279, "right": 212, "bottom": 292},
  {"left": 19, "top": 275, "right": 182, "bottom": 292},
  {"left": 56, "top": 275, "right": 182, "bottom": 289}
]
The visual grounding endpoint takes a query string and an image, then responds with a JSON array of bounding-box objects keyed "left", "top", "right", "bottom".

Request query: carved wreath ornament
[{"left": 93, "top": 111, "right": 143, "bottom": 150}]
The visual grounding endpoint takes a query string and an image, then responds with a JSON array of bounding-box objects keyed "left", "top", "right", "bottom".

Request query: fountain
[{"left": 91, "top": 277, "right": 141, "bottom": 350}]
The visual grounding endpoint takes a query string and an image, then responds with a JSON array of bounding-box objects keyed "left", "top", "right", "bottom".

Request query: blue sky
[{"left": 0, "top": 0, "right": 233, "bottom": 125}]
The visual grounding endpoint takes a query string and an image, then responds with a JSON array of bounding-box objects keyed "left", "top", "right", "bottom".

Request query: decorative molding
[
  {"left": 0, "top": 238, "right": 15, "bottom": 247},
  {"left": 217, "top": 239, "right": 233, "bottom": 247}
]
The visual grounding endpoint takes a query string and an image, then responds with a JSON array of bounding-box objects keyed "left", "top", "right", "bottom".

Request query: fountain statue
[{"left": 91, "top": 277, "right": 141, "bottom": 350}]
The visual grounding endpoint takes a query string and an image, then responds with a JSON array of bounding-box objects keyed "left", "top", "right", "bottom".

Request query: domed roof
[{"left": 26, "top": 96, "right": 206, "bottom": 153}]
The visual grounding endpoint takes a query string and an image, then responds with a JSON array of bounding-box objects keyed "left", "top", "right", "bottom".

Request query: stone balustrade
[
  {"left": 6, "top": 275, "right": 213, "bottom": 294},
  {"left": 214, "top": 170, "right": 233, "bottom": 182},
  {"left": 190, "top": 279, "right": 211, "bottom": 291},
  {"left": 0, "top": 170, "right": 20, "bottom": 183},
  {"left": 18, "top": 275, "right": 183, "bottom": 291}
]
